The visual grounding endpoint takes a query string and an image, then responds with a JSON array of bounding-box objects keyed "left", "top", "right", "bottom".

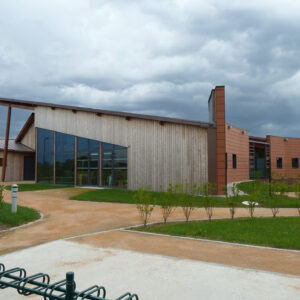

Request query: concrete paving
[
  {"left": 1, "top": 187, "right": 300, "bottom": 299},
  {"left": 1, "top": 240, "right": 299, "bottom": 300}
]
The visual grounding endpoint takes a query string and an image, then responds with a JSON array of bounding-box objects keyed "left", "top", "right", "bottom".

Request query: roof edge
[
  {"left": 15, "top": 113, "right": 35, "bottom": 143},
  {"left": 0, "top": 97, "right": 215, "bottom": 129}
]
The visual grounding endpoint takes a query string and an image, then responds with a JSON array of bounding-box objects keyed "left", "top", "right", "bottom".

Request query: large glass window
[
  {"left": 55, "top": 132, "right": 75, "bottom": 184},
  {"left": 77, "top": 137, "right": 99, "bottom": 186},
  {"left": 37, "top": 128, "right": 54, "bottom": 183},
  {"left": 102, "top": 143, "right": 127, "bottom": 188},
  {"left": 37, "top": 128, "right": 127, "bottom": 188}
]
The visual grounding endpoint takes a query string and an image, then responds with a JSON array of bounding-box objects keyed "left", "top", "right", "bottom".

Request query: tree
[
  {"left": 247, "top": 178, "right": 260, "bottom": 218},
  {"left": 175, "top": 183, "right": 196, "bottom": 222},
  {"left": 159, "top": 184, "right": 175, "bottom": 224},
  {"left": 134, "top": 186, "right": 155, "bottom": 227},
  {"left": 270, "top": 181, "right": 285, "bottom": 217},
  {"left": 202, "top": 182, "right": 216, "bottom": 221},
  {"left": 225, "top": 183, "right": 240, "bottom": 219}
]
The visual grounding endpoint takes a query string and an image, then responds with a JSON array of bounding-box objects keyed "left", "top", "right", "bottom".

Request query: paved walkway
[
  {"left": 0, "top": 188, "right": 299, "bottom": 276},
  {"left": 1, "top": 240, "right": 299, "bottom": 300}
]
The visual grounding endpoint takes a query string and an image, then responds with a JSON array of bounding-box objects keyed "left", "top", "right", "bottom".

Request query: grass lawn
[
  {"left": 70, "top": 189, "right": 236, "bottom": 207},
  {"left": 70, "top": 188, "right": 300, "bottom": 208},
  {"left": 238, "top": 180, "right": 300, "bottom": 194},
  {"left": 133, "top": 217, "right": 300, "bottom": 250},
  {"left": 5, "top": 184, "right": 70, "bottom": 192},
  {"left": 237, "top": 181, "right": 300, "bottom": 208},
  {"left": 0, "top": 202, "right": 40, "bottom": 227}
]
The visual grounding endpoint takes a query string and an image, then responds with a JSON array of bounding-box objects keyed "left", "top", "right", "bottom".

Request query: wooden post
[{"left": 1, "top": 106, "right": 12, "bottom": 182}]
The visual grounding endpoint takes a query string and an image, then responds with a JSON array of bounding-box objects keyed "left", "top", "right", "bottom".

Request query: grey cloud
[{"left": 1, "top": 0, "right": 300, "bottom": 138}]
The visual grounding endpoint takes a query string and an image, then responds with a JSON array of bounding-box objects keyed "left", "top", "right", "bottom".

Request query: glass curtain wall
[
  {"left": 37, "top": 128, "right": 127, "bottom": 187},
  {"left": 37, "top": 128, "right": 54, "bottom": 183},
  {"left": 102, "top": 143, "right": 127, "bottom": 188},
  {"left": 55, "top": 132, "right": 75, "bottom": 184},
  {"left": 77, "top": 137, "right": 99, "bottom": 186}
]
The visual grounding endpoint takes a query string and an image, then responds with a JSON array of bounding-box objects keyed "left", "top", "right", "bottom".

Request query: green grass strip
[
  {"left": 0, "top": 202, "right": 40, "bottom": 227},
  {"left": 134, "top": 217, "right": 300, "bottom": 250},
  {"left": 5, "top": 184, "right": 70, "bottom": 192},
  {"left": 70, "top": 188, "right": 300, "bottom": 208}
]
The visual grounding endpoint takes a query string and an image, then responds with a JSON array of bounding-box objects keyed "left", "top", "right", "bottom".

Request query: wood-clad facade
[
  {"left": 0, "top": 152, "right": 33, "bottom": 182},
  {"left": 8, "top": 85, "right": 300, "bottom": 194},
  {"left": 35, "top": 107, "right": 210, "bottom": 191}
]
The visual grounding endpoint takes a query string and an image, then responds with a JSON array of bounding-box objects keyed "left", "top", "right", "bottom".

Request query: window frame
[
  {"left": 232, "top": 154, "right": 237, "bottom": 169},
  {"left": 292, "top": 158, "right": 299, "bottom": 169},
  {"left": 276, "top": 157, "right": 283, "bottom": 169}
]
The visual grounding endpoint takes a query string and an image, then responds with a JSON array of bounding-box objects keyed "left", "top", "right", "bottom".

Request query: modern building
[{"left": 1, "top": 86, "right": 300, "bottom": 194}]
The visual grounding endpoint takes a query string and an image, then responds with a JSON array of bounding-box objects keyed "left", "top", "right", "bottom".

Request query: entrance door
[{"left": 24, "top": 156, "right": 35, "bottom": 180}]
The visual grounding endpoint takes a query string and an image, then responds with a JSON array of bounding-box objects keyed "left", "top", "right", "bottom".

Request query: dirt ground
[{"left": 1, "top": 187, "right": 300, "bottom": 276}]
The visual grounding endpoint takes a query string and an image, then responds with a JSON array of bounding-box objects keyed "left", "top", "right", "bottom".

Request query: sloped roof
[
  {"left": 15, "top": 113, "right": 34, "bottom": 143},
  {"left": 0, "top": 139, "right": 34, "bottom": 153},
  {"left": 0, "top": 97, "right": 215, "bottom": 129}
]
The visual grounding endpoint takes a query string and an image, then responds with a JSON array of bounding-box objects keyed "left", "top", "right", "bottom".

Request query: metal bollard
[
  {"left": 11, "top": 184, "right": 18, "bottom": 213},
  {"left": 65, "top": 272, "right": 75, "bottom": 300}
]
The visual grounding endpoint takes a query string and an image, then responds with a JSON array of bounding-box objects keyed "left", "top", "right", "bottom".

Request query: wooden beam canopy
[{"left": 1, "top": 106, "right": 12, "bottom": 182}]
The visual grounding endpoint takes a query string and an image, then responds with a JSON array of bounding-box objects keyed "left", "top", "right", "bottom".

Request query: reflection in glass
[
  {"left": 77, "top": 137, "right": 99, "bottom": 186},
  {"left": 102, "top": 143, "right": 127, "bottom": 188},
  {"left": 55, "top": 132, "right": 75, "bottom": 184},
  {"left": 37, "top": 128, "right": 127, "bottom": 188},
  {"left": 37, "top": 128, "right": 54, "bottom": 183}
]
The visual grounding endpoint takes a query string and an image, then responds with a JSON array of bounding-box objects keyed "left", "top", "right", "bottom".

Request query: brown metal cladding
[
  {"left": 214, "top": 86, "right": 226, "bottom": 195},
  {"left": 268, "top": 135, "right": 300, "bottom": 180},
  {"left": 226, "top": 124, "right": 250, "bottom": 183}
]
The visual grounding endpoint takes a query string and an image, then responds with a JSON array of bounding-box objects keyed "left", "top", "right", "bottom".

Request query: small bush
[
  {"left": 134, "top": 186, "right": 155, "bottom": 227},
  {"left": 294, "top": 178, "right": 300, "bottom": 216},
  {"left": 175, "top": 183, "right": 196, "bottom": 222},
  {"left": 158, "top": 184, "right": 175, "bottom": 223},
  {"left": 202, "top": 182, "right": 216, "bottom": 221},
  {"left": 224, "top": 184, "right": 240, "bottom": 219},
  {"left": 247, "top": 179, "right": 260, "bottom": 218},
  {"left": 0, "top": 185, "right": 4, "bottom": 208}
]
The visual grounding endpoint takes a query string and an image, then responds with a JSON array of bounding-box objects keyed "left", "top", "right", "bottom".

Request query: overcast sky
[{"left": 1, "top": 0, "right": 300, "bottom": 138}]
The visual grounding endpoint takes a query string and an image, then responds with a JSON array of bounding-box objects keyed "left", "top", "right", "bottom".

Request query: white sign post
[{"left": 11, "top": 184, "right": 18, "bottom": 213}]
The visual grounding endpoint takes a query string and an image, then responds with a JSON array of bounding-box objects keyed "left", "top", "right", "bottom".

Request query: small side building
[{"left": 0, "top": 139, "right": 35, "bottom": 182}]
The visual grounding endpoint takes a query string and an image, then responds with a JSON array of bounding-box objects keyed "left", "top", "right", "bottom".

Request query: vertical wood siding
[
  {"left": 35, "top": 107, "right": 208, "bottom": 191},
  {"left": 21, "top": 125, "right": 35, "bottom": 149},
  {"left": 0, "top": 152, "right": 26, "bottom": 181}
]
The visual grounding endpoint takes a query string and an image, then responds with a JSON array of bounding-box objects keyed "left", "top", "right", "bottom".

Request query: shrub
[
  {"left": 159, "top": 184, "right": 176, "bottom": 223},
  {"left": 134, "top": 186, "right": 155, "bottom": 227},
  {"left": 202, "top": 182, "right": 216, "bottom": 221},
  {"left": 175, "top": 183, "right": 196, "bottom": 222},
  {"left": 294, "top": 178, "right": 300, "bottom": 216},
  {"left": 225, "top": 183, "right": 240, "bottom": 219},
  {"left": 0, "top": 185, "right": 4, "bottom": 208},
  {"left": 247, "top": 179, "right": 260, "bottom": 218}
]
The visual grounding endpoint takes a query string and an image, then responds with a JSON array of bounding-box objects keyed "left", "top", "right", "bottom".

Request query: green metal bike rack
[{"left": 0, "top": 263, "right": 138, "bottom": 300}]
